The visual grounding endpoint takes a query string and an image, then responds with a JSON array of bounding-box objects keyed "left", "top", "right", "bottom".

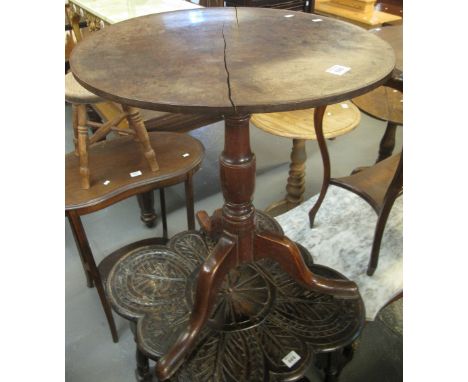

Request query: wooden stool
[
  {"left": 65, "top": 72, "right": 159, "bottom": 189},
  {"left": 352, "top": 86, "right": 403, "bottom": 163},
  {"left": 66, "top": 132, "right": 204, "bottom": 342},
  {"left": 252, "top": 101, "right": 361, "bottom": 216}
]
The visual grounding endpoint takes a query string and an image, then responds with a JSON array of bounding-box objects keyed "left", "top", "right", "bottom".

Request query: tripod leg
[
  {"left": 254, "top": 232, "right": 359, "bottom": 299},
  {"left": 155, "top": 235, "right": 236, "bottom": 380}
]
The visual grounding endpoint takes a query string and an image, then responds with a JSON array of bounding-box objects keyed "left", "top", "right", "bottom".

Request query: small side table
[
  {"left": 66, "top": 132, "right": 204, "bottom": 342},
  {"left": 252, "top": 101, "right": 361, "bottom": 216}
]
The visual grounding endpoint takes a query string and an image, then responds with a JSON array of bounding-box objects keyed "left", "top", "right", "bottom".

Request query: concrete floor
[{"left": 65, "top": 103, "right": 403, "bottom": 381}]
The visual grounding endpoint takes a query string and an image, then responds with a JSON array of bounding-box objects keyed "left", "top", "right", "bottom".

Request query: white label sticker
[
  {"left": 103, "top": 180, "right": 110, "bottom": 186},
  {"left": 130, "top": 170, "right": 142, "bottom": 177},
  {"left": 284, "top": 14, "right": 295, "bottom": 18},
  {"left": 282, "top": 351, "right": 301, "bottom": 368},
  {"left": 341, "top": 103, "right": 349, "bottom": 109},
  {"left": 326, "top": 65, "right": 351, "bottom": 76},
  {"left": 182, "top": 153, "right": 190, "bottom": 158},
  {"left": 312, "top": 18, "right": 323, "bottom": 22}
]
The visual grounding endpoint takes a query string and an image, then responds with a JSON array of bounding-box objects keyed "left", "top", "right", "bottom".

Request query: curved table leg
[
  {"left": 308, "top": 105, "right": 330, "bottom": 228},
  {"left": 254, "top": 232, "right": 359, "bottom": 299},
  {"left": 156, "top": 235, "right": 236, "bottom": 380}
]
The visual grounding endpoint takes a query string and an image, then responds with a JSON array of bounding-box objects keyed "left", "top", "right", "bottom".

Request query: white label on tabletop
[
  {"left": 284, "top": 14, "right": 295, "bottom": 18},
  {"left": 312, "top": 18, "right": 323, "bottom": 22},
  {"left": 182, "top": 153, "right": 190, "bottom": 158},
  {"left": 327, "top": 112, "right": 332, "bottom": 116},
  {"left": 341, "top": 103, "right": 349, "bottom": 109},
  {"left": 130, "top": 170, "right": 142, "bottom": 178},
  {"left": 103, "top": 180, "right": 110, "bottom": 186},
  {"left": 326, "top": 65, "right": 351, "bottom": 76},
  {"left": 282, "top": 351, "right": 301, "bottom": 368}
]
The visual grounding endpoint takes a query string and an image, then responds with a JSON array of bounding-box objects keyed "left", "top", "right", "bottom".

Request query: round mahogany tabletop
[{"left": 70, "top": 7, "right": 395, "bottom": 115}]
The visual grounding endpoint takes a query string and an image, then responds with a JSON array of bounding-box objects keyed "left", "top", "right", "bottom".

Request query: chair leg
[
  {"left": 77, "top": 104, "right": 90, "bottom": 189},
  {"left": 308, "top": 106, "right": 331, "bottom": 228},
  {"left": 123, "top": 105, "right": 159, "bottom": 172},
  {"left": 72, "top": 104, "right": 79, "bottom": 156}
]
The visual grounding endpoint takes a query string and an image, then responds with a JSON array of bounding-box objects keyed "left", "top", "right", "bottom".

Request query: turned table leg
[
  {"left": 77, "top": 104, "right": 91, "bottom": 189},
  {"left": 266, "top": 138, "right": 307, "bottom": 216},
  {"left": 137, "top": 192, "right": 158, "bottom": 228}
]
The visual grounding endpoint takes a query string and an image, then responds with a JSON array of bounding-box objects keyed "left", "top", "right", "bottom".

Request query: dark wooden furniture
[
  {"left": 66, "top": 132, "right": 204, "bottom": 342},
  {"left": 329, "top": 153, "right": 403, "bottom": 275},
  {"left": 71, "top": 7, "right": 395, "bottom": 380}
]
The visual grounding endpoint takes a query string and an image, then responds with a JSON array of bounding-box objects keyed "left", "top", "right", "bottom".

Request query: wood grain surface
[
  {"left": 251, "top": 101, "right": 361, "bottom": 139},
  {"left": 71, "top": 7, "right": 395, "bottom": 115}
]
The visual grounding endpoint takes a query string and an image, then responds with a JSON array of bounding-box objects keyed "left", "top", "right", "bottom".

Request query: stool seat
[
  {"left": 251, "top": 101, "right": 361, "bottom": 140},
  {"left": 66, "top": 132, "right": 204, "bottom": 214},
  {"left": 65, "top": 71, "right": 103, "bottom": 104},
  {"left": 352, "top": 86, "right": 403, "bottom": 125},
  {"left": 276, "top": 185, "right": 403, "bottom": 320}
]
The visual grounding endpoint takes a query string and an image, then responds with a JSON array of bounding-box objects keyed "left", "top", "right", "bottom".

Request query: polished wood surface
[
  {"left": 352, "top": 86, "right": 402, "bottom": 124},
  {"left": 66, "top": 132, "right": 204, "bottom": 214},
  {"left": 71, "top": 8, "right": 395, "bottom": 115},
  {"left": 252, "top": 101, "right": 361, "bottom": 139}
]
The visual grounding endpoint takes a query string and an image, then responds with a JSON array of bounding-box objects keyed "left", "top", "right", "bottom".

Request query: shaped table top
[{"left": 71, "top": 7, "right": 395, "bottom": 115}]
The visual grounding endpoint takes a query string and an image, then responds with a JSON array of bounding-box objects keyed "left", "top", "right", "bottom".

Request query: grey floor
[{"left": 65, "top": 103, "right": 403, "bottom": 381}]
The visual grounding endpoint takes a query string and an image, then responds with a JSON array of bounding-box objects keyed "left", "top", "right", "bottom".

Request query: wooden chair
[
  {"left": 251, "top": 101, "right": 361, "bottom": 216},
  {"left": 65, "top": 72, "right": 158, "bottom": 189}
]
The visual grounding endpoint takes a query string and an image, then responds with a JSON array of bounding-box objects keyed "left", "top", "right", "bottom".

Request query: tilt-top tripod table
[{"left": 70, "top": 7, "right": 395, "bottom": 381}]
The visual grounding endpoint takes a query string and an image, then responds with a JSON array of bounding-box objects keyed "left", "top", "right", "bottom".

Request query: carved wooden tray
[{"left": 107, "top": 211, "right": 365, "bottom": 381}]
